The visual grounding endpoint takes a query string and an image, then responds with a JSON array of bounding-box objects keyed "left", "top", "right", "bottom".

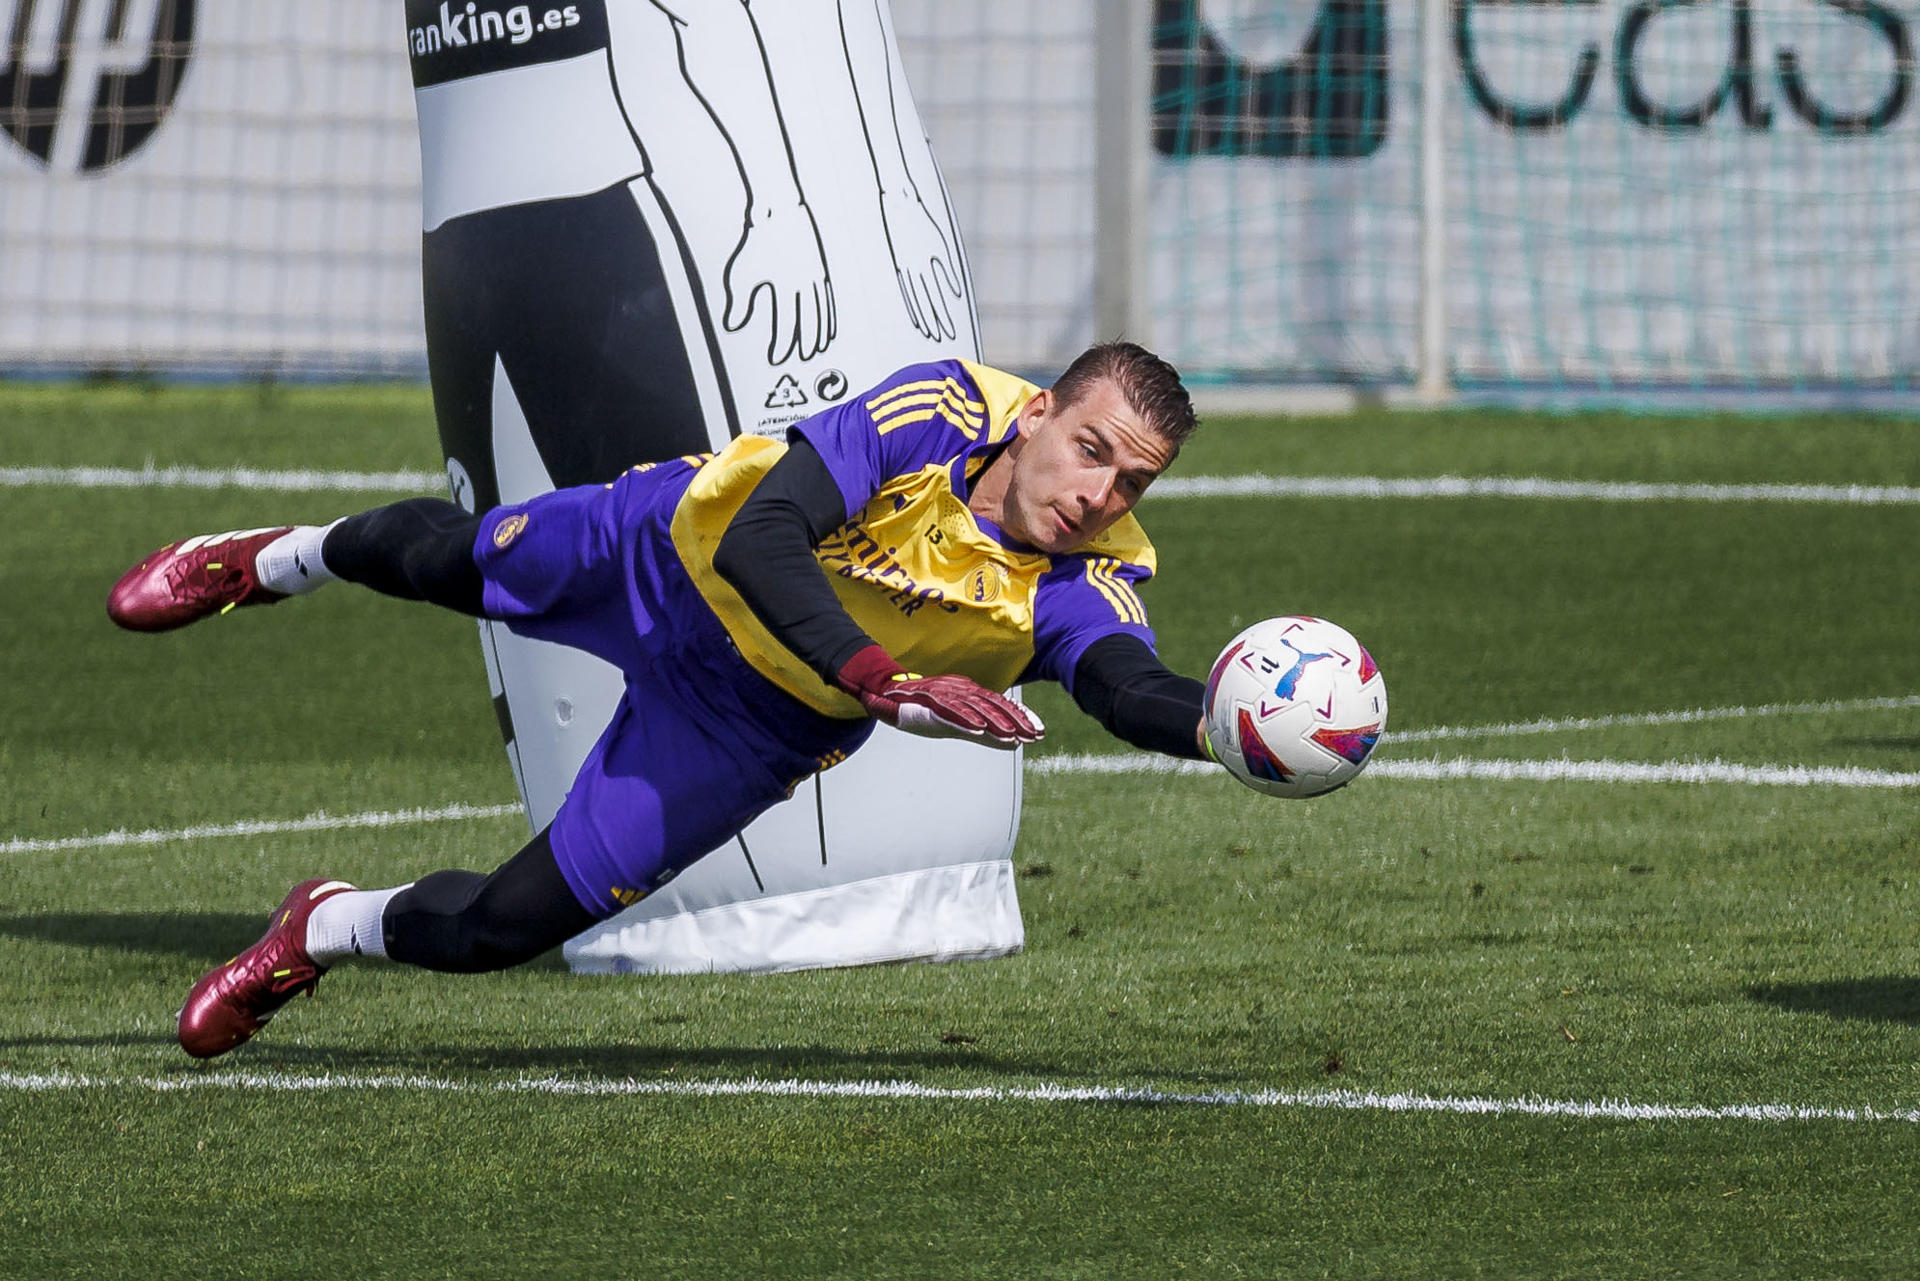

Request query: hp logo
[{"left": 1, "top": 0, "right": 196, "bottom": 172}]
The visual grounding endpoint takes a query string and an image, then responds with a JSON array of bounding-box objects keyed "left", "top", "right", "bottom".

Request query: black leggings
[
  {"left": 327, "top": 501, "right": 601, "bottom": 970},
  {"left": 383, "top": 826, "right": 601, "bottom": 973},
  {"left": 323, "top": 498, "right": 488, "bottom": 617}
]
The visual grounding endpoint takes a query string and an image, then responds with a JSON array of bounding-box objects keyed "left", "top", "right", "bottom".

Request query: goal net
[
  {"left": 5, "top": 0, "right": 1916, "bottom": 400},
  {"left": 904, "top": 0, "right": 1920, "bottom": 397}
]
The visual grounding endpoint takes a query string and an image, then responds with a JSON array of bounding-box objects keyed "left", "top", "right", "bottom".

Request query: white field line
[
  {"left": 0, "top": 463, "right": 441, "bottom": 492},
  {"left": 1389, "top": 694, "right": 1920, "bottom": 743},
  {"left": 1372, "top": 758, "right": 1920, "bottom": 787},
  {"left": 1149, "top": 475, "right": 1920, "bottom": 505},
  {"left": 0, "top": 802, "right": 522, "bottom": 856},
  {"left": 10, "top": 752, "right": 1914, "bottom": 860},
  {"left": 8, "top": 464, "right": 1920, "bottom": 506},
  {"left": 1031, "top": 754, "right": 1920, "bottom": 788},
  {"left": 0, "top": 1070, "right": 1913, "bottom": 1123},
  {"left": 6, "top": 697, "right": 1913, "bottom": 856}
]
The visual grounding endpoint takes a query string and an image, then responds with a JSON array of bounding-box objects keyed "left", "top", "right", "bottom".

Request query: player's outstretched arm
[
  {"left": 1069, "top": 634, "right": 1209, "bottom": 761},
  {"left": 712, "top": 442, "right": 1040, "bottom": 748}
]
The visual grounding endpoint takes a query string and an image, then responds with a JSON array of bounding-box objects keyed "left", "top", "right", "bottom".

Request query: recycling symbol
[{"left": 764, "top": 375, "right": 808, "bottom": 410}]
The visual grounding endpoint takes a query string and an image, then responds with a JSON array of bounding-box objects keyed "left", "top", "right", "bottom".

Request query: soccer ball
[{"left": 1203, "top": 616, "right": 1388, "bottom": 798}]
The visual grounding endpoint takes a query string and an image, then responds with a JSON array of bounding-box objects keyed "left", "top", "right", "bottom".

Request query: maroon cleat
[
  {"left": 178, "top": 878, "right": 358, "bottom": 1059},
  {"left": 107, "top": 526, "right": 293, "bottom": 632}
]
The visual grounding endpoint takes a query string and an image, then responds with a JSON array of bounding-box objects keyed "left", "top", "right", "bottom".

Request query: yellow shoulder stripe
[
  {"left": 866, "top": 378, "right": 950, "bottom": 412},
  {"left": 869, "top": 376, "right": 984, "bottom": 414},
  {"left": 1080, "top": 511, "right": 1157, "bottom": 575},
  {"left": 875, "top": 380, "right": 987, "bottom": 439},
  {"left": 873, "top": 385, "right": 970, "bottom": 415},
  {"left": 1085, "top": 555, "right": 1147, "bottom": 626}
]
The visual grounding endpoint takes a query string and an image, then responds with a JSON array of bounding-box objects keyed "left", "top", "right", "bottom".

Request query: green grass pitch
[{"left": 2, "top": 384, "right": 1917, "bottom": 1279}]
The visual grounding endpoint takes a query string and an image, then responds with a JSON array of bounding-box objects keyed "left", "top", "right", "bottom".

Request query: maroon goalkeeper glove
[{"left": 833, "top": 644, "right": 1044, "bottom": 749}]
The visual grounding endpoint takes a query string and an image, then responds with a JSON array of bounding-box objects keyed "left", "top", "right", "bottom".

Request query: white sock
[
  {"left": 306, "top": 884, "right": 412, "bottom": 964},
  {"left": 255, "top": 520, "right": 344, "bottom": 596}
]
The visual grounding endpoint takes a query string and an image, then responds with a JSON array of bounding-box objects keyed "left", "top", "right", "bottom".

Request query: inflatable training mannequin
[{"left": 402, "top": 0, "right": 1025, "bottom": 972}]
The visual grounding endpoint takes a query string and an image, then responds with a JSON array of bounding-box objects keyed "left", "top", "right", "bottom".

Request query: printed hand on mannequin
[{"left": 649, "top": 0, "right": 836, "bottom": 364}]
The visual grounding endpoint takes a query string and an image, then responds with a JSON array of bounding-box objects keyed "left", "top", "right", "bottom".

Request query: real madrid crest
[
  {"left": 493, "top": 513, "right": 530, "bottom": 549},
  {"left": 965, "top": 561, "right": 1009, "bottom": 604}
]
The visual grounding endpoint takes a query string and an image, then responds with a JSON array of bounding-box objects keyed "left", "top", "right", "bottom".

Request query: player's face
[{"left": 1001, "top": 377, "right": 1174, "bottom": 554}]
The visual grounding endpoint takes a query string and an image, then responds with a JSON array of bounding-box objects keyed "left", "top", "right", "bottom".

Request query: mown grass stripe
[
  {"left": 1373, "top": 758, "right": 1920, "bottom": 788},
  {"left": 1029, "top": 755, "right": 1920, "bottom": 788},
  {"left": 0, "top": 464, "right": 442, "bottom": 492},
  {"left": 0, "top": 802, "right": 522, "bottom": 855},
  {"left": 11, "top": 465, "right": 1920, "bottom": 505},
  {"left": 2, "top": 1070, "right": 1913, "bottom": 1123},
  {"left": 10, "top": 748, "right": 1914, "bottom": 858},
  {"left": 1149, "top": 475, "right": 1920, "bottom": 505},
  {"left": 1389, "top": 694, "right": 1920, "bottom": 743}
]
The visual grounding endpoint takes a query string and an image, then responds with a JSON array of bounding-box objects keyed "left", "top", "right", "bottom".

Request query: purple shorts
[{"left": 472, "top": 462, "right": 870, "bottom": 918}]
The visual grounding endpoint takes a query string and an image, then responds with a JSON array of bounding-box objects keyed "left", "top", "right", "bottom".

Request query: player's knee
[
  {"left": 446, "top": 920, "right": 550, "bottom": 973},
  {"left": 384, "top": 841, "right": 584, "bottom": 973},
  {"left": 386, "top": 870, "right": 528, "bottom": 973},
  {"left": 325, "top": 500, "right": 483, "bottom": 613}
]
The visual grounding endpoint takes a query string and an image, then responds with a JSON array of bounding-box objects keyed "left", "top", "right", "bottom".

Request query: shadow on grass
[
  {"left": 0, "top": 1031, "right": 1093, "bottom": 1085},
  {"left": 0, "top": 916, "right": 1251, "bottom": 1089},
  {"left": 1748, "top": 976, "right": 1920, "bottom": 1025},
  {"left": 0, "top": 913, "right": 568, "bottom": 970},
  {"left": 1827, "top": 735, "right": 1920, "bottom": 752},
  {"left": 227, "top": 1039, "right": 1083, "bottom": 1081},
  {"left": 0, "top": 1033, "right": 179, "bottom": 1051},
  {"left": 0, "top": 912, "right": 265, "bottom": 960}
]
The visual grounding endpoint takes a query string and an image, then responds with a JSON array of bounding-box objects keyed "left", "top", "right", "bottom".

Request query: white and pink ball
[{"left": 1203, "top": 616, "right": 1388, "bottom": 799}]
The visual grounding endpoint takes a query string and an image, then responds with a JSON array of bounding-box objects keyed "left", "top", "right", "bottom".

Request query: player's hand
[{"left": 834, "top": 644, "right": 1043, "bottom": 749}]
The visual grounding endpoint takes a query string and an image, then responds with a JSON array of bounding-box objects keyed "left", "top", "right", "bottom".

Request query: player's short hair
[{"left": 1050, "top": 341, "right": 1198, "bottom": 450}]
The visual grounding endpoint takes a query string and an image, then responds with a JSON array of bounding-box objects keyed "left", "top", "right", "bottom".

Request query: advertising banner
[{"left": 7, "top": 2, "right": 1916, "bottom": 387}]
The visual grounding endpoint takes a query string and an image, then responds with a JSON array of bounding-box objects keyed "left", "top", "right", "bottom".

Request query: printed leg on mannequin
[{"left": 423, "top": 184, "right": 721, "bottom": 495}]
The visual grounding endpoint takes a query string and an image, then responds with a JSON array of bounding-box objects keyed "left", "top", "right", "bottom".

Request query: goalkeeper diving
[{"left": 107, "top": 342, "right": 1217, "bottom": 1058}]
